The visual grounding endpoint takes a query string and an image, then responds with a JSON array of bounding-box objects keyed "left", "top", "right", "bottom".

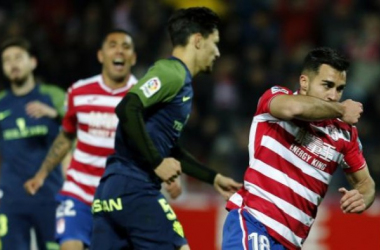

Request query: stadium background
[{"left": 0, "top": 0, "right": 379, "bottom": 249}]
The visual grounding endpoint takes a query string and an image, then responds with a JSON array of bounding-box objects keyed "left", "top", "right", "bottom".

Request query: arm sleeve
[
  {"left": 171, "top": 144, "right": 217, "bottom": 185},
  {"left": 115, "top": 93, "right": 163, "bottom": 169},
  {"left": 257, "top": 86, "right": 292, "bottom": 115},
  {"left": 62, "top": 87, "right": 78, "bottom": 134},
  {"left": 341, "top": 127, "right": 366, "bottom": 173}
]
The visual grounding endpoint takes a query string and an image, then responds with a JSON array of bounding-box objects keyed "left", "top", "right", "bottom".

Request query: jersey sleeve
[
  {"left": 129, "top": 60, "right": 187, "bottom": 108},
  {"left": 256, "top": 86, "right": 292, "bottom": 115},
  {"left": 340, "top": 127, "right": 366, "bottom": 173},
  {"left": 39, "top": 84, "right": 66, "bottom": 118},
  {"left": 61, "top": 87, "right": 77, "bottom": 134}
]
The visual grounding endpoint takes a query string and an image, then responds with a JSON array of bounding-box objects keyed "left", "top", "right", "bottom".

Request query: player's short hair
[
  {"left": 0, "top": 37, "right": 34, "bottom": 57},
  {"left": 100, "top": 29, "right": 134, "bottom": 48},
  {"left": 302, "top": 47, "right": 350, "bottom": 74},
  {"left": 168, "top": 7, "right": 220, "bottom": 46}
]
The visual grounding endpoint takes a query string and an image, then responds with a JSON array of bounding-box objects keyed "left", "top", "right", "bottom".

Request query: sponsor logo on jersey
[
  {"left": 326, "top": 125, "right": 339, "bottom": 141},
  {"left": 0, "top": 110, "right": 11, "bottom": 120},
  {"left": 271, "top": 86, "right": 289, "bottom": 94},
  {"left": 56, "top": 218, "right": 65, "bottom": 234},
  {"left": 140, "top": 77, "right": 161, "bottom": 98},
  {"left": 2, "top": 118, "right": 48, "bottom": 140},
  {"left": 92, "top": 198, "right": 123, "bottom": 213}
]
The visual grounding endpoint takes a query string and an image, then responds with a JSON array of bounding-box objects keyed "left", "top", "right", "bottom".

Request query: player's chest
[
  {"left": 0, "top": 99, "right": 53, "bottom": 140},
  {"left": 288, "top": 124, "right": 346, "bottom": 171}
]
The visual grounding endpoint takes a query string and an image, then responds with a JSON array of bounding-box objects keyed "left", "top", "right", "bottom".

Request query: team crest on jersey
[
  {"left": 56, "top": 218, "right": 65, "bottom": 234},
  {"left": 140, "top": 77, "right": 161, "bottom": 98},
  {"left": 326, "top": 125, "right": 339, "bottom": 141},
  {"left": 271, "top": 86, "right": 289, "bottom": 94}
]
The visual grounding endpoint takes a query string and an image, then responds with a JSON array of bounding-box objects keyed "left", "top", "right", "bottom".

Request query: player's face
[
  {"left": 198, "top": 29, "right": 220, "bottom": 73},
  {"left": 98, "top": 32, "right": 136, "bottom": 83},
  {"left": 1, "top": 46, "right": 36, "bottom": 86},
  {"left": 301, "top": 64, "right": 346, "bottom": 102}
]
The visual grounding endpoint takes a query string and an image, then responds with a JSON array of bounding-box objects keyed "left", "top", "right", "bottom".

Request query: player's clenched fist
[
  {"left": 154, "top": 157, "right": 181, "bottom": 184},
  {"left": 24, "top": 173, "right": 46, "bottom": 195},
  {"left": 341, "top": 99, "right": 363, "bottom": 125}
]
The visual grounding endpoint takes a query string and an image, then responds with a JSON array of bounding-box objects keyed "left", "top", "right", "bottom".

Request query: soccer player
[
  {"left": 223, "top": 47, "right": 376, "bottom": 250},
  {"left": 0, "top": 38, "right": 64, "bottom": 250},
  {"left": 90, "top": 7, "right": 242, "bottom": 250},
  {"left": 24, "top": 29, "right": 137, "bottom": 250}
]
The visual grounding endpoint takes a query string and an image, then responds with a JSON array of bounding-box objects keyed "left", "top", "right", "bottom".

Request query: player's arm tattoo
[{"left": 40, "top": 131, "right": 75, "bottom": 174}]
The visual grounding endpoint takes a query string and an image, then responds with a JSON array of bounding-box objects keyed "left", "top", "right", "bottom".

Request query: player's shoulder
[
  {"left": 148, "top": 58, "right": 187, "bottom": 83},
  {"left": 38, "top": 83, "right": 65, "bottom": 95},
  {"left": 70, "top": 74, "right": 102, "bottom": 90},
  {"left": 265, "top": 85, "right": 292, "bottom": 96}
]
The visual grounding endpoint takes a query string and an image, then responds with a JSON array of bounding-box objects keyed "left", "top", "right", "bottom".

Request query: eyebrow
[{"left": 322, "top": 80, "right": 335, "bottom": 85}]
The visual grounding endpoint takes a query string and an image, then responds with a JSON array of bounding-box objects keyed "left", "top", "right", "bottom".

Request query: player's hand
[
  {"left": 341, "top": 99, "right": 363, "bottom": 125},
  {"left": 213, "top": 174, "right": 243, "bottom": 200},
  {"left": 24, "top": 173, "right": 46, "bottom": 195},
  {"left": 26, "top": 101, "right": 58, "bottom": 119},
  {"left": 154, "top": 158, "right": 181, "bottom": 184},
  {"left": 164, "top": 177, "right": 182, "bottom": 199},
  {"left": 339, "top": 187, "right": 366, "bottom": 214}
]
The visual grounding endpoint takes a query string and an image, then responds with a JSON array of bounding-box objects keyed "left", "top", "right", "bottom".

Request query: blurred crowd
[{"left": 1, "top": 0, "right": 379, "bottom": 192}]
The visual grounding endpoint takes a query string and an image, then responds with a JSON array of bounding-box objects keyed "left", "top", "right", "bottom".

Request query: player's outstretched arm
[
  {"left": 213, "top": 174, "right": 242, "bottom": 200},
  {"left": 171, "top": 145, "right": 242, "bottom": 200},
  {"left": 24, "top": 130, "right": 75, "bottom": 195},
  {"left": 270, "top": 94, "right": 363, "bottom": 124},
  {"left": 116, "top": 93, "right": 181, "bottom": 183},
  {"left": 339, "top": 165, "right": 375, "bottom": 214}
]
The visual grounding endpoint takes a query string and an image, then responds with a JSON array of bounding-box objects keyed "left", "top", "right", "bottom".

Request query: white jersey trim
[
  {"left": 66, "top": 168, "right": 101, "bottom": 187},
  {"left": 249, "top": 160, "right": 321, "bottom": 205},
  {"left": 77, "top": 129, "right": 115, "bottom": 149},
  {"left": 62, "top": 181, "right": 94, "bottom": 204},
  {"left": 245, "top": 181, "right": 314, "bottom": 227},
  {"left": 73, "top": 95, "right": 123, "bottom": 108},
  {"left": 73, "top": 149, "right": 107, "bottom": 168},
  {"left": 246, "top": 207, "right": 303, "bottom": 248}
]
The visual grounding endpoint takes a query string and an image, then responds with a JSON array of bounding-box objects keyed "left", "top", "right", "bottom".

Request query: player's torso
[
  {"left": 244, "top": 116, "right": 353, "bottom": 248},
  {"left": 62, "top": 75, "right": 135, "bottom": 205},
  {"left": 0, "top": 87, "right": 62, "bottom": 202},
  {"left": 145, "top": 80, "right": 193, "bottom": 156}
]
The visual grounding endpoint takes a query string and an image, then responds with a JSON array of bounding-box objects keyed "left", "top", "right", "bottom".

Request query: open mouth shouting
[{"left": 112, "top": 58, "right": 126, "bottom": 71}]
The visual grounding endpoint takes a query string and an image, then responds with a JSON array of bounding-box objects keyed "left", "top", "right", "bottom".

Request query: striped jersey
[
  {"left": 60, "top": 74, "right": 137, "bottom": 205},
  {"left": 226, "top": 86, "right": 366, "bottom": 250}
]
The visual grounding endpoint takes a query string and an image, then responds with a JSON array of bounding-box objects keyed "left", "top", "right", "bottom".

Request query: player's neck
[
  {"left": 11, "top": 75, "right": 35, "bottom": 96},
  {"left": 102, "top": 73, "right": 130, "bottom": 90},
  {"left": 172, "top": 47, "right": 197, "bottom": 76}
]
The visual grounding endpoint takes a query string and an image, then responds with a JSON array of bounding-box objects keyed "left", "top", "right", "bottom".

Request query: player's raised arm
[{"left": 270, "top": 93, "right": 362, "bottom": 124}]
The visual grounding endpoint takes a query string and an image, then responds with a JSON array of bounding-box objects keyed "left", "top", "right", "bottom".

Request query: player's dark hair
[
  {"left": 100, "top": 29, "right": 134, "bottom": 48},
  {"left": 0, "top": 37, "right": 34, "bottom": 56},
  {"left": 168, "top": 7, "right": 220, "bottom": 46},
  {"left": 302, "top": 47, "right": 350, "bottom": 74}
]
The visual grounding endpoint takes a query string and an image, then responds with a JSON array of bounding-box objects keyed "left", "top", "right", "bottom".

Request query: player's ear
[
  {"left": 299, "top": 74, "right": 309, "bottom": 94},
  {"left": 97, "top": 50, "right": 103, "bottom": 64},
  {"left": 30, "top": 56, "right": 37, "bottom": 71},
  {"left": 193, "top": 33, "right": 203, "bottom": 50}
]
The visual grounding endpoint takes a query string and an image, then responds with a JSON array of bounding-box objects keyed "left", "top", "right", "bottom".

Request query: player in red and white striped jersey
[
  {"left": 223, "top": 47, "right": 375, "bottom": 250},
  {"left": 24, "top": 29, "right": 137, "bottom": 250}
]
